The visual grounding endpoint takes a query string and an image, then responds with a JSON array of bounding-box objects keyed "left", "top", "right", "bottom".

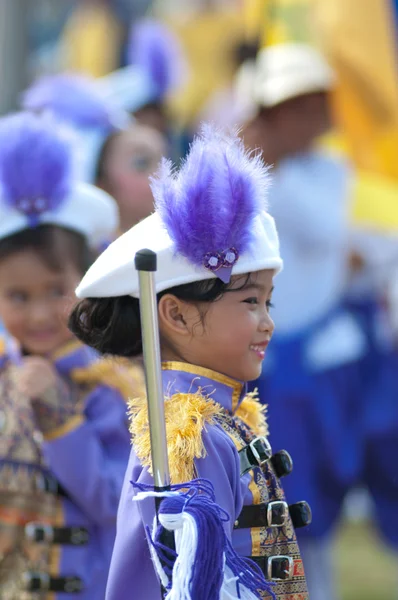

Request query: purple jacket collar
[{"left": 161, "top": 361, "right": 246, "bottom": 415}]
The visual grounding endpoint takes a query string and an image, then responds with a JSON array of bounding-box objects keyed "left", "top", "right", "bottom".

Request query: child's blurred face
[
  {"left": 160, "top": 269, "right": 275, "bottom": 382},
  {"left": 0, "top": 251, "right": 81, "bottom": 356},
  {"left": 260, "top": 92, "right": 331, "bottom": 158},
  {"left": 100, "top": 124, "right": 166, "bottom": 233}
]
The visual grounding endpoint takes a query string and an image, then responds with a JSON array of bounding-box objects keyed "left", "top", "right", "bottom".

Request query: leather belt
[
  {"left": 249, "top": 555, "right": 294, "bottom": 581},
  {"left": 25, "top": 523, "right": 90, "bottom": 545},
  {"left": 235, "top": 500, "right": 312, "bottom": 529},
  {"left": 23, "top": 572, "right": 84, "bottom": 593}
]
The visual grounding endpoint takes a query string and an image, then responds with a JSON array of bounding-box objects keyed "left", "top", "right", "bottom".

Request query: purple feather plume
[
  {"left": 151, "top": 124, "right": 270, "bottom": 282},
  {"left": 128, "top": 18, "right": 187, "bottom": 100},
  {"left": 0, "top": 112, "right": 72, "bottom": 225},
  {"left": 21, "top": 73, "right": 118, "bottom": 130}
]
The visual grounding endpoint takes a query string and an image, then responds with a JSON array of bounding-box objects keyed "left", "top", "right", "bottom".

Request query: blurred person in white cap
[
  {"left": 243, "top": 43, "right": 368, "bottom": 600},
  {"left": 70, "top": 124, "right": 311, "bottom": 599},
  {"left": 22, "top": 72, "right": 167, "bottom": 234},
  {"left": 0, "top": 112, "right": 144, "bottom": 598}
]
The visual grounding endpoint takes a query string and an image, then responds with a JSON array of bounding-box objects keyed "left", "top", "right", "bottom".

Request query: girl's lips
[{"left": 250, "top": 341, "right": 269, "bottom": 360}]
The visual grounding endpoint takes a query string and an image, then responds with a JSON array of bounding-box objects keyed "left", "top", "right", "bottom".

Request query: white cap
[
  {"left": 76, "top": 210, "right": 282, "bottom": 299},
  {"left": 97, "top": 66, "right": 157, "bottom": 114},
  {"left": 0, "top": 182, "right": 119, "bottom": 249},
  {"left": 253, "top": 43, "right": 334, "bottom": 108},
  {"left": 0, "top": 112, "right": 119, "bottom": 248}
]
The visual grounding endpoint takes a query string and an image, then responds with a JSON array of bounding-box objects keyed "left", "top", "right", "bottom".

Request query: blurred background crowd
[{"left": 1, "top": 1, "right": 398, "bottom": 599}]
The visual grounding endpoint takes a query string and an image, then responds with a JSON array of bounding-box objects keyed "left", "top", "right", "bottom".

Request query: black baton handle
[{"left": 135, "top": 248, "right": 157, "bottom": 272}]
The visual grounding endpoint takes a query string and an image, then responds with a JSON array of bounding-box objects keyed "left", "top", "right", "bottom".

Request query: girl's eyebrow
[{"left": 229, "top": 283, "right": 274, "bottom": 294}]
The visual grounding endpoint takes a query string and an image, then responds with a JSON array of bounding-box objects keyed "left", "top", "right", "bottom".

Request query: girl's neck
[{"left": 160, "top": 346, "right": 187, "bottom": 364}]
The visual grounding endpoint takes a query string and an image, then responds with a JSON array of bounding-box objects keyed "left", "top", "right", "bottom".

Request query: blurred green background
[{"left": 335, "top": 520, "right": 396, "bottom": 600}]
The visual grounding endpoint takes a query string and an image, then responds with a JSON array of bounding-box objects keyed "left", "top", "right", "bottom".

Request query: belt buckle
[
  {"left": 22, "top": 571, "right": 50, "bottom": 592},
  {"left": 249, "top": 436, "right": 272, "bottom": 467},
  {"left": 267, "top": 500, "right": 289, "bottom": 527},
  {"left": 25, "top": 522, "right": 54, "bottom": 544},
  {"left": 267, "top": 555, "right": 294, "bottom": 581}
]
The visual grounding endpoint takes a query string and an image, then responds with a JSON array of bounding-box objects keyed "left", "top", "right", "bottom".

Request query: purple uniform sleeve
[{"left": 42, "top": 385, "right": 130, "bottom": 525}]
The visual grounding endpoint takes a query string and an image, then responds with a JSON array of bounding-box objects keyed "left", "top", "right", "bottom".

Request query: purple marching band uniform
[
  {"left": 107, "top": 362, "right": 309, "bottom": 599},
  {"left": 74, "top": 125, "right": 311, "bottom": 599},
  {"left": 0, "top": 337, "right": 136, "bottom": 598}
]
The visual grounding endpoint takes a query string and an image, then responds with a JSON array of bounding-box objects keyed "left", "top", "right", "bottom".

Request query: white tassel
[
  {"left": 159, "top": 511, "right": 198, "bottom": 600},
  {"left": 133, "top": 485, "right": 271, "bottom": 600}
]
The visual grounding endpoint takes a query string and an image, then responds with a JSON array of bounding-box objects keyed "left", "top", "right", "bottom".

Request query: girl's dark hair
[
  {"left": 69, "top": 274, "right": 253, "bottom": 358},
  {"left": 94, "top": 131, "right": 119, "bottom": 184},
  {"left": 0, "top": 224, "right": 93, "bottom": 275}
]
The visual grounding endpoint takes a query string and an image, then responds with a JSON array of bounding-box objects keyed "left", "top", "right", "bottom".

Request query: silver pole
[
  {"left": 135, "top": 249, "right": 170, "bottom": 489},
  {"left": 0, "top": 0, "right": 29, "bottom": 115}
]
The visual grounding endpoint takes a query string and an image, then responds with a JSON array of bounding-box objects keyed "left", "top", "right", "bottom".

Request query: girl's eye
[
  {"left": 8, "top": 291, "right": 28, "bottom": 304},
  {"left": 49, "top": 287, "right": 65, "bottom": 299},
  {"left": 266, "top": 300, "right": 274, "bottom": 310},
  {"left": 130, "top": 155, "right": 153, "bottom": 173},
  {"left": 243, "top": 297, "right": 258, "bottom": 305}
]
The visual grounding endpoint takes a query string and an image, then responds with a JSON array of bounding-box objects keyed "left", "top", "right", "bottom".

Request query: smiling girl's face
[
  {"left": 0, "top": 224, "right": 91, "bottom": 358},
  {"left": 159, "top": 269, "right": 275, "bottom": 382}
]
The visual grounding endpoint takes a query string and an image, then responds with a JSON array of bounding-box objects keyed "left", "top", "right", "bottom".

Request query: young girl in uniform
[
  {"left": 71, "top": 126, "right": 311, "bottom": 599},
  {"left": 0, "top": 112, "right": 139, "bottom": 599}
]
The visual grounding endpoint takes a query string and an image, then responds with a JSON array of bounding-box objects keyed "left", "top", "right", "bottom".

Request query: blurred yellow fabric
[
  {"left": 61, "top": 4, "right": 122, "bottom": 77},
  {"left": 318, "top": 0, "right": 398, "bottom": 180},
  {"left": 167, "top": 8, "right": 244, "bottom": 126},
  {"left": 242, "top": 0, "right": 398, "bottom": 230}
]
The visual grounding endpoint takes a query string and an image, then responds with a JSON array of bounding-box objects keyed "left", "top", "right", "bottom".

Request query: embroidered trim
[
  {"left": 128, "top": 391, "right": 220, "bottom": 484},
  {"left": 43, "top": 415, "right": 85, "bottom": 442},
  {"left": 161, "top": 361, "right": 243, "bottom": 412}
]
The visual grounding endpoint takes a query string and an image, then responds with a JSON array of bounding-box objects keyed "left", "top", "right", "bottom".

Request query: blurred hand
[
  {"left": 15, "top": 357, "right": 59, "bottom": 400},
  {"left": 15, "top": 357, "right": 80, "bottom": 434}
]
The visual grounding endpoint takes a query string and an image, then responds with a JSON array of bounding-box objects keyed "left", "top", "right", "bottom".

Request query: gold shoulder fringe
[
  {"left": 128, "top": 392, "right": 220, "bottom": 484},
  {"left": 72, "top": 358, "right": 145, "bottom": 402},
  {"left": 0, "top": 337, "right": 5, "bottom": 357},
  {"left": 235, "top": 389, "right": 268, "bottom": 437}
]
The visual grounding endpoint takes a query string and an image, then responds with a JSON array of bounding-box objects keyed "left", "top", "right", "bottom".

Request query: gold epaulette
[
  {"left": 0, "top": 336, "right": 5, "bottom": 358},
  {"left": 128, "top": 392, "right": 220, "bottom": 484},
  {"left": 235, "top": 389, "right": 268, "bottom": 437},
  {"left": 72, "top": 358, "right": 145, "bottom": 402}
]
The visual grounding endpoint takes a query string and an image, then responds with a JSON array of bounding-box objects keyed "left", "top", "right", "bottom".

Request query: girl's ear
[{"left": 158, "top": 294, "right": 191, "bottom": 336}]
